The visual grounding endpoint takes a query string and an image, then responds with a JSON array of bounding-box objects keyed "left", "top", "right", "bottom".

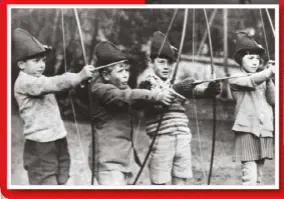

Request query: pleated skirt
[{"left": 233, "top": 131, "right": 274, "bottom": 162}]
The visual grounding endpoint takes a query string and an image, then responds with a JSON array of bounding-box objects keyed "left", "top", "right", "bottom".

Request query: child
[
  {"left": 229, "top": 32, "right": 275, "bottom": 185},
  {"left": 138, "top": 31, "right": 221, "bottom": 185},
  {"left": 13, "top": 28, "right": 96, "bottom": 185},
  {"left": 89, "top": 41, "right": 174, "bottom": 185}
]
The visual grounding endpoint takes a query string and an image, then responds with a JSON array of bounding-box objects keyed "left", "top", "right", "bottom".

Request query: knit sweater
[
  {"left": 139, "top": 75, "right": 210, "bottom": 136},
  {"left": 14, "top": 71, "right": 81, "bottom": 142}
]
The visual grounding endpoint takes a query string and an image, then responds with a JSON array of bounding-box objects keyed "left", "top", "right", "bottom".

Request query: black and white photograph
[
  {"left": 8, "top": 5, "right": 278, "bottom": 188},
  {"left": 146, "top": 0, "right": 279, "bottom": 4}
]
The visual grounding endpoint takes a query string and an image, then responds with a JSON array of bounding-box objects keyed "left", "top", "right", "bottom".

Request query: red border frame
[{"left": 1, "top": 0, "right": 283, "bottom": 198}]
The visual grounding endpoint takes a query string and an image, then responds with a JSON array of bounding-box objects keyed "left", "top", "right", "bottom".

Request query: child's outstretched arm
[
  {"left": 172, "top": 77, "right": 195, "bottom": 98},
  {"left": 229, "top": 65, "right": 274, "bottom": 89},
  {"left": 172, "top": 78, "right": 221, "bottom": 98},
  {"left": 92, "top": 83, "right": 174, "bottom": 109},
  {"left": 16, "top": 65, "right": 95, "bottom": 96}
]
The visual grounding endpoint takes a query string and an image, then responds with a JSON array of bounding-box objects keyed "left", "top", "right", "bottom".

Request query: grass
[{"left": 10, "top": 99, "right": 275, "bottom": 186}]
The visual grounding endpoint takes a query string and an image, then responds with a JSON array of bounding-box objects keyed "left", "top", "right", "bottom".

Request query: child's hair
[
  {"left": 18, "top": 53, "right": 47, "bottom": 63},
  {"left": 234, "top": 49, "right": 264, "bottom": 66},
  {"left": 98, "top": 61, "right": 129, "bottom": 74},
  {"left": 17, "top": 53, "right": 47, "bottom": 73},
  {"left": 100, "top": 65, "right": 114, "bottom": 75}
]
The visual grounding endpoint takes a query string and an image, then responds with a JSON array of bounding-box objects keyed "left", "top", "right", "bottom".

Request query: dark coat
[{"left": 89, "top": 83, "right": 164, "bottom": 172}]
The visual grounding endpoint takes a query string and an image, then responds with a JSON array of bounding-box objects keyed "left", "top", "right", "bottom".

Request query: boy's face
[
  {"left": 103, "top": 63, "right": 130, "bottom": 89},
  {"left": 18, "top": 56, "right": 46, "bottom": 77},
  {"left": 152, "top": 57, "right": 174, "bottom": 80},
  {"left": 242, "top": 54, "right": 260, "bottom": 73}
]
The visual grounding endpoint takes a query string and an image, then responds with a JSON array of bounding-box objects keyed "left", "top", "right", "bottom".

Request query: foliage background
[{"left": 11, "top": 8, "right": 275, "bottom": 118}]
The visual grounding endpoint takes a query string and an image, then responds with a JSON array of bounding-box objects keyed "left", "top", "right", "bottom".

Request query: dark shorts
[{"left": 23, "top": 137, "right": 70, "bottom": 185}]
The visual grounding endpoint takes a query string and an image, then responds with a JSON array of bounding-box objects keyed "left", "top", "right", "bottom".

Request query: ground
[{"left": 10, "top": 99, "right": 275, "bottom": 186}]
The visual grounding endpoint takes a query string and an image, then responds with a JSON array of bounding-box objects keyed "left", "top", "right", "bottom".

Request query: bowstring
[
  {"left": 203, "top": 8, "right": 217, "bottom": 185},
  {"left": 259, "top": 9, "right": 271, "bottom": 61},
  {"left": 191, "top": 8, "right": 207, "bottom": 185},
  {"left": 265, "top": 9, "right": 276, "bottom": 38},
  {"left": 73, "top": 8, "right": 97, "bottom": 185},
  {"left": 61, "top": 8, "right": 88, "bottom": 183},
  {"left": 61, "top": 9, "right": 86, "bottom": 159}
]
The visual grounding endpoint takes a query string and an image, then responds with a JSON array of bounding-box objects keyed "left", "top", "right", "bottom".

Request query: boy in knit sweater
[
  {"left": 139, "top": 31, "right": 221, "bottom": 185},
  {"left": 13, "top": 28, "right": 96, "bottom": 185},
  {"left": 89, "top": 41, "right": 174, "bottom": 185}
]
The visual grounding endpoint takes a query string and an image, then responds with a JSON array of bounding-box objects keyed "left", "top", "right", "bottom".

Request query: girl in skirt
[{"left": 229, "top": 32, "right": 275, "bottom": 185}]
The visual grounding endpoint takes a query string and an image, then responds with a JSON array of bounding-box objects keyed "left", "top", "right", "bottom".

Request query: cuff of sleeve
[
  {"left": 67, "top": 73, "right": 82, "bottom": 88},
  {"left": 251, "top": 68, "right": 271, "bottom": 86},
  {"left": 154, "top": 91, "right": 163, "bottom": 102}
]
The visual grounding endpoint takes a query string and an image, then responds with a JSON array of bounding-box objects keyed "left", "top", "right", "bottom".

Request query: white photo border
[{"left": 7, "top": 3, "right": 280, "bottom": 190}]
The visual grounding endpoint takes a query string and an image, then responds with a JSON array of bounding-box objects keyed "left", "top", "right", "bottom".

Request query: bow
[
  {"left": 260, "top": 8, "right": 275, "bottom": 59},
  {"left": 157, "top": 9, "right": 179, "bottom": 58},
  {"left": 132, "top": 8, "right": 188, "bottom": 185},
  {"left": 265, "top": 9, "right": 275, "bottom": 38},
  {"left": 61, "top": 9, "right": 89, "bottom": 185},
  {"left": 259, "top": 9, "right": 271, "bottom": 60},
  {"left": 191, "top": 8, "right": 207, "bottom": 184},
  {"left": 259, "top": 8, "right": 275, "bottom": 139},
  {"left": 73, "top": 8, "right": 97, "bottom": 185},
  {"left": 170, "top": 9, "right": 188, "bottom": 85},
  {"left": 203, "top": 8, "right": 217, "bottom": 185}
]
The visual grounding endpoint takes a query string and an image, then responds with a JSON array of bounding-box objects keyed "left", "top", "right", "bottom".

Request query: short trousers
[
  {"left": 148, "top": 133, "right": 193, "bottom": 184},
  {"left": 23, "top": 137, "right": 70, "bottom": 185},
  {"left": 95, "top": 170, "right": 132, "bottom": 185}
]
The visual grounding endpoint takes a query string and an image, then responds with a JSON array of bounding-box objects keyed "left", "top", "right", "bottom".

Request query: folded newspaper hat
[
  {"left": 13, "top": 28, "right": 52, "bottom": 62},
  {"left": 150, "top": 31, "right": 176, "bottom": 62},
  {"left": 95, "top": 41, "right": 128, "bottom": 67},
  {"left": 234, "top": 31, "right": 265, "bottom": 64}
]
